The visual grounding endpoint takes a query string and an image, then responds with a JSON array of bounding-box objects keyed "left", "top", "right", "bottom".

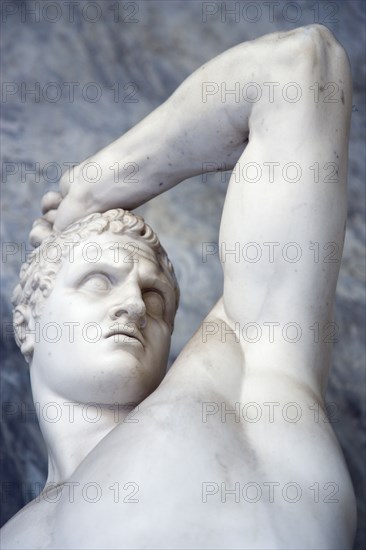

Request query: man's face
[{"left": 31, "top": 232, "right": 174, "bottom": 405}]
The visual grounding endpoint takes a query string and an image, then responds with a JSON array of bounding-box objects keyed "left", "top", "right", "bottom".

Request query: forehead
[{"left": 60, "top": 232, "right": 164, "bottom": 276}]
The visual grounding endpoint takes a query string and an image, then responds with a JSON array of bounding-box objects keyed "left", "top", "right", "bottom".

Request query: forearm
[
  {"left": 55, "top": 24, "right": 341, "bottom": 229},
  {"left": 55, "top": 32, "right": 278, "bottom": 228}
]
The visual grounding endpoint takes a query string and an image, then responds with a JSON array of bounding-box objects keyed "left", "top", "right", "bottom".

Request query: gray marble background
[{"left": 1, "top": 0, "right": 365, "bottom": 547}]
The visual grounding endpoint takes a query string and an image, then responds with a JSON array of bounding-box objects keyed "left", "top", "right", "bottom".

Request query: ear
[{"left": 13, "top": 304, "right": 36, "bottom": 364}]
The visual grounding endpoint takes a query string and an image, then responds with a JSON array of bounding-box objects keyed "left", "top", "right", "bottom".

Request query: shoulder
[{"left": 1, "top": 498, "right": 54, "bottom": 549}]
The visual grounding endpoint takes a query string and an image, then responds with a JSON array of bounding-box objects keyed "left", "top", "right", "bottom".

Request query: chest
[{"left": 1, "top": 496, "right": 57, "bottom": 549}]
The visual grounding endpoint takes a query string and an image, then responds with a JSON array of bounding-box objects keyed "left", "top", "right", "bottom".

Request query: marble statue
[{"left": 1, "top": 24, "right": 356, "bottom": 549}]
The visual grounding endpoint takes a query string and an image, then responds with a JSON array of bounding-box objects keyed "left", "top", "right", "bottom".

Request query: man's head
[{"left": 12, "top": 209, "right": 179, "bottom": 404}]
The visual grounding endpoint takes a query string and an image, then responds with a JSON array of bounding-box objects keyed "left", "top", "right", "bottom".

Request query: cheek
[
  {"left": 149, "top": 324, "right": 171, "bottom": 359},
  {"left": 40, "top": 297, "right": 106, "bottom": 336}
]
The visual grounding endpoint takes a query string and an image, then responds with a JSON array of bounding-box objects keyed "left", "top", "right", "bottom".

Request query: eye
[
  {"left": 80, "top": 273, "right": 111, "bottom": 293},
  {"left": 143, "top": 290, "right": 165, "bottom": 318}
]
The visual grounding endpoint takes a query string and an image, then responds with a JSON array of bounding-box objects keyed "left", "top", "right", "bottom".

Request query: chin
[{"left": 81, "top": 359, "right": 162, "bottom": 406}]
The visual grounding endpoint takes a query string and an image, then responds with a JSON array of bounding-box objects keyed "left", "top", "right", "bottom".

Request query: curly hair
[{"left": 12, "top": 209, "right": 180, "bottom": 363}]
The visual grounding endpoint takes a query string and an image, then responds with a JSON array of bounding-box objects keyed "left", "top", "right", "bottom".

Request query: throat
[{"left": 36, "top": 395, "right": 135, "bottom": 485}]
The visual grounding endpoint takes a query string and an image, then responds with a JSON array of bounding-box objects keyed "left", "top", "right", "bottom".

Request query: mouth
[{"left": 105, "top": 328, "right": 144, "bottom": 346}]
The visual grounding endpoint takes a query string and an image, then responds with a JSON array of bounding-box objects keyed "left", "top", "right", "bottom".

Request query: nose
[{"left": 109, "top": 286, "right": 147, "bottom": 327}]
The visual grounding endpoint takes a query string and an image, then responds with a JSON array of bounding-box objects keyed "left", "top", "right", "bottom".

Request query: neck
[{"left": 30, "top": 370, "right": 135, "bottom": 485}]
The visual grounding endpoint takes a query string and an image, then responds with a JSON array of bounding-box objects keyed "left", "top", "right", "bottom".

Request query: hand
[
  {"left": 29, "top": 165, "right": 84, "bottom": 247},
  {"left": 29, "top": 191, "right": 63, "bottom": 247}
]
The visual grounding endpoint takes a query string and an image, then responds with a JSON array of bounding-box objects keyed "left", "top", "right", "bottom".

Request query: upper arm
[{"left": 219, "top": 26, "right": 352, "bottom": 377}]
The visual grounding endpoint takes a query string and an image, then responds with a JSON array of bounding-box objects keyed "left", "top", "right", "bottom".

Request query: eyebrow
[{"left": 69, "top": 261, "right": 130, "bottom": 280}]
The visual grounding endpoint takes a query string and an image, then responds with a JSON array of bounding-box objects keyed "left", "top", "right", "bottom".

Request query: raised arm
[
  {"left": 218, "top": 25, "right": 351, "bottom": 393},
  {"left": 34, "top": 25, "right": 346, "bottom": 235},
  {"left": 34, "top": 27, "right": 352, "bottom": 384}
]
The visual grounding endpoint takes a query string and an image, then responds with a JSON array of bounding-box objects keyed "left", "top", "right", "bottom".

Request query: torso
[{"left": 2, "top": 301, "right": 356, "bottom": 549}]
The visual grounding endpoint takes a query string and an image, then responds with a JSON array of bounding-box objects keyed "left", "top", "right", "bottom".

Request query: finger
[
  {"left": 60, "top": 175, "right": 71, "bottom": 197},
  {"left": 43, "top": 209, "right": 57, "bottom": 224},
  {"left": 32, "top": 217, "right": 49, "bottom": 228},
  {"left": 29, "top": 222, "right": 53, "bottom": 248},
  {"left": 60, "top": 165, "right": 79, "bottom": 197},
  {"left": 41, "top": 191, "right": 62, "bottom": 214},
  {"left": 53, "top": 196, "right": 80, "bottom": 232}
]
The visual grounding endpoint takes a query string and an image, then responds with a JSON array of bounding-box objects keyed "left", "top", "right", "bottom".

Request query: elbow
[
  {"left": 292, "top": 24, "right": 350, "bottom": 72},
  {"left": 278, "top": 25, "right": 351, "bottom": 96}
]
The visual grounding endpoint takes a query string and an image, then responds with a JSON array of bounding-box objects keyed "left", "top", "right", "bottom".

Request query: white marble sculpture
[{"left": 1, "top": 24, "right": 356, "bottom": 549}]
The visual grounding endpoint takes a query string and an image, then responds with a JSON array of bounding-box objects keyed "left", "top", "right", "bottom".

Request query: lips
[{"left": 105, "top": 326, "right": 144, "bottom": 346}]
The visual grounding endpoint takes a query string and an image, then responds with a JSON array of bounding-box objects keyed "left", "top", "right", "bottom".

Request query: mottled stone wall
[{"left": 1, "top": 0, "right": 365, "bottom": 547}]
